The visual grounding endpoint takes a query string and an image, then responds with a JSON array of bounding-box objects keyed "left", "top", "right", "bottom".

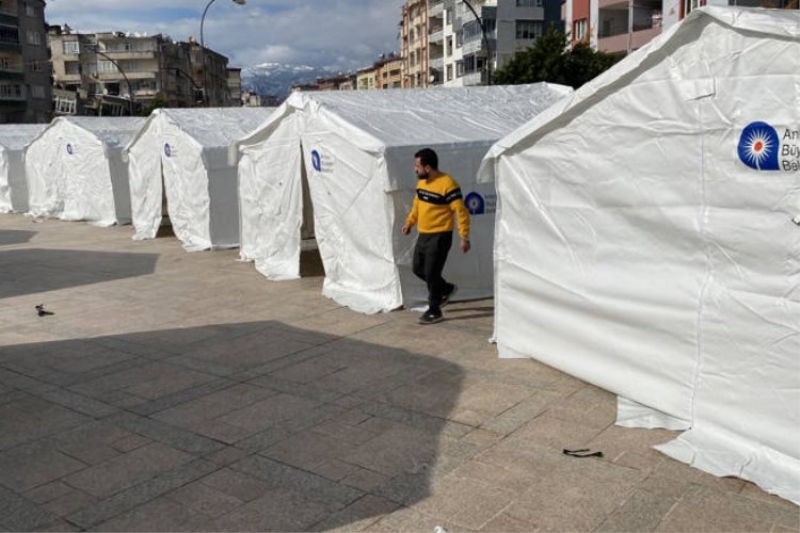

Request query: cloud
[{"left": 45, "top": 0, "right": 403, "bottom": 70}]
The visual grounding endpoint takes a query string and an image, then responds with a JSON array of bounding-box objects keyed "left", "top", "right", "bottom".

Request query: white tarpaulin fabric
[
  {"left": 479, "top": 7, "right": 800, "bottom": 504},
  {"left": 24, "top": 117, "right": 144, "bottom": 226},
  {"left": 124, "top": 108, "right": 275, "bottom": 251},
  {"left": 0, "top": 124, "right": 46, "bottom": 213},
  {"left": 232, "top": 84, "right": 573, "bottom": 313}
]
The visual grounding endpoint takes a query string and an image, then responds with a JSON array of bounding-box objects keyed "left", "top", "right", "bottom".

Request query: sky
[{"left": 45, "top": 1, "right": 405, "bottom": 71}]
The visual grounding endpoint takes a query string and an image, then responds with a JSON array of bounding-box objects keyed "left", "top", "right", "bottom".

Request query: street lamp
[
  {"left": 84, "top": 44, "right": 136, "bottom": 116},
  {"left": 463, "top": 0, "right": 492, "bottom": 85},
  {"left": 200, "top": 0, "right": 245, "bottom": 106}
]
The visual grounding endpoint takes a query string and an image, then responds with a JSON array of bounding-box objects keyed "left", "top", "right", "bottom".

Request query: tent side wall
[
  {"left": 238, "top": 112, "right": 307, "bottom": 279},
  {"left": 25, "top": 126, "right": 69, "bottom": 218},
  {"left": 126, "top": 117, "right": 164, "bottom": 240},
  {"left": 487, "top": 8, "right": 800, "bottom": 504},
  {"left": 301, "top": 129, "right": 401, "bottom": 313},
  {"left": 7, "top": 151, "right": 29, "bottom": 213},
  {"left": 160, "top": 121, "right": 212, "bottom": 251},
  {"left": 60, "top": 125, "right": 116, "bottom": 225},
  {"left": 107, "top": 146, "right": 133, "bottom": 225}
]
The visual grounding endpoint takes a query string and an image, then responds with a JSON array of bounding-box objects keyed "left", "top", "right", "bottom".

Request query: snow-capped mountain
[{"left": 241, "top": 63, "right": 336, "bottom": 101}]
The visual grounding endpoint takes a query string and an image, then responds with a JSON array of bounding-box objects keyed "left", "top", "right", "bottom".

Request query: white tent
[
  {"left": 232, "top": 84, "right": 573, "bottom": 313},
  {"left": 24, "top": 117, "right": 144, "bottom": 226},
  {"left": 479, "top": 7, "right": 800, "bottom": 504},
  {"left": 0, "top": 124, "right": 47, "bottom": 214},
  {"left": 124, "top": 107, "right": 275, "bottom": 251}
]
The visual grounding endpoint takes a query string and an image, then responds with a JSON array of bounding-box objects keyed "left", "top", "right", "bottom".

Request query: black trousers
[{"left": 413, "top": 231, "right": 453, "bottom": 312}]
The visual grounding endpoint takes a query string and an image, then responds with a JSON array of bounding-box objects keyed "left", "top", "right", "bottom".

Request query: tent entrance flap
[{"left": 300, "top": 146, "right": 315, "bottom": 241}]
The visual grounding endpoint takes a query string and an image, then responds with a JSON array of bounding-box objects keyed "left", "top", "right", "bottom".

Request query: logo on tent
[
  {"left": 737, "top": 122, "right": 780, "bottom": 171},
  {"left": 311, "top": 150, "right": 322, "bottom": 172},
  {"left": 465, "top": 192, "right": 485, "bottom": 215},
  {"left": 65, "top": 143, "right": 73, "bottom": 155},
  {"left": 164, "top": 143, "right": 172, "bottom": 158}
]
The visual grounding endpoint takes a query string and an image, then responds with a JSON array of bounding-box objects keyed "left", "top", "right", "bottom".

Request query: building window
[
  {"left": 25, "top": 2, "right": 36, "bottom": 16},
  {"left": 27, "top": 30, "right": 41, "bottom": 46},
  {"left": 28, "top": 59, "right": 42, "bottom": 72},
  {"left": 0, "top": 83, "right": 23, "bottom": 99},
  {"left": 456, "top": 60, "right": 463, "bottom": 78},
  {"left": 516, "top": 0, "right": 543, "bottom": 6},
  {"left": 446, "top": 36, "right": 453, "bottom": 56},
  {"left": 97, "top": 60, "right": 117, "bottom": 73},
  {"left": 516, "top": 20, "right": 544, "bottom": 40},
  {"left": 55, "top": 96, "right": 77, "bottom": 114},
  {"left": 65, "top": 62, "right": 80, "bottom": 75},
  {"left": 573, "top": 19, "right": 588, "bottom": 41},
  {"left": 446, "top": 64, "right": 453, "bottom": 81},
  {"left": 31, "top": 85, "right": 45, "bottom": 99},
  {"left": 63, "top": 40, "right": 80, "bottom": 54},
  {"left": 126, "top": 61, "right": 139, "bottom": 71}
]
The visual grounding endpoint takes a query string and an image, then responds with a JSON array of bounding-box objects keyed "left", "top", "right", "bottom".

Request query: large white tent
[
  {"left": 24, "top": 117, "right": 144, "bottom": 225},
  {"left": 479, "top": 7, "right": 800, "bottom": 504},
  {"left": 232, "top": 84, "right": 573, "bottom": 313},
  {"left": 124, "top": 107, "right": 275, "bottom": 251},
  {"left": 0, "top": 124, "right": 46, "bottom": 213}
]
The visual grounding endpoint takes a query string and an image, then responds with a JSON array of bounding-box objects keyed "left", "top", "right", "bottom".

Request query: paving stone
[
  {"left": 363, "top": 505, "right": 464, "bottom": 533},
  {"left": 0, "top": 441, "right": 88, "bottom": 492},
  {"left": 230, "top": 455, "right": 363, "bottom": 512},
  {"left": 595, "top": 488, "right": 680, "bottom": 532},
  {"left": 90, "top": 496, "right": 213, "bottom": 532},
  {"left": 24, "top": 481, "right": 74, "bottom": 504},
  {"left": 478, "top": 512, "right": 538, "bottom": 533},
  {"left": 0, "top": 396, "right": 90, "bottom": 451},
  {"left": 212, "top": 488, "right": 330, "bottom": 532},
  {"left": 0, "top": 485, "right": 60, "bottom": 532},
  {"left": 308, "top": 494, "right": 400, "bottom": 532},
  {"left": 109, "top": 434, "right": 152, "bottom": 453},
  {"left": 341, "top": 468, "right": 392, "bottom": 493},
  {"left": 198, "top": 468, "right": 274, "bottom": 503},
  {"left": 67, "top": 458, "right": 218, "bottom": 529},
  {"left": 43, "top": 489, "right": 98, "bottom": 517},
  {"left": 105, "top": 411, "right": 226, "bottom": 455},
  {"left": 654, "top": 486, "right": 775, "bottom": 532},
  {"left": 165, "top": 481, "right": 244, "bottom": 518},
  {"left": 62, "top": 442, "right": 195, "bottom": 499},
  {"left": 412, "top": 474, "right": 515, "bottom": 530}
]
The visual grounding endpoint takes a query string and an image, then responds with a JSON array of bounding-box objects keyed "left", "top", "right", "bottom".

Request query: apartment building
[
  {"left": 227, "top": 67, "right": 242, "bottom": 107},
  {"left": 400, "top": 0, "right": 431, "bottom": 88},
  {"left": 565, "top": 0, "right": 796, "bottom": 55},
  {"left": 49, "top": 29, "right": 233, "bottom": 116},
  {"left": 356, "top": 53, "right": 403, "bottom": 90},
  {"left": 0, "top": 0, "right": 50, "bottom": 123},
  {"left": 400, "top": 0, "right": 561, "bottom": 88}
]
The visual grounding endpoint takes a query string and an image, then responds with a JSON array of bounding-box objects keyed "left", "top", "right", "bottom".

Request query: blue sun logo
[
  {"left": 465, "top": 192, "right": 485, "bottom": 215},
  {"left": 737, "top": 122, "right": 780, "bottom": 171}
]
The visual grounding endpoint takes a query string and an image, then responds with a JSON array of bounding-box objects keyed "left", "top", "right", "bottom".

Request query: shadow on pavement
[
  {"left": 0, "top": 320, "right": 465, "bottom": 532},
  {"left": 0, "top": 229, "right": 37, "bottom": 247},
  {"left": 0, "top": 249, "right": 159, "bottom": 299}
]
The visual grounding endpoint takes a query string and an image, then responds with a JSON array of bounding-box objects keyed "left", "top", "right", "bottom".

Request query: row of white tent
[{"left": 1, "top": 7, "right": 797, "bottom": 506}]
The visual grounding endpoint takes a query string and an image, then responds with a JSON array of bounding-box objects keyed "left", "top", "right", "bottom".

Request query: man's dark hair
[{"left": 415, "top": 148, "right": 438, "bottom": 170}]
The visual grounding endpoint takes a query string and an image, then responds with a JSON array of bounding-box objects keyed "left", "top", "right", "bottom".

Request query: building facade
[
  {"left": 400, "top": 0, "right": 431, "bottom": 88},
  {"left": 49, "top": 29, "right": 233, "bottom": 116},
  {"left": 400, "top": 0, "right": 562, "bottom": 88},
  {"left": 565, "top": 0, "right": 796, "bottom": 56},
  {"left": 0, "top": 0, "right": 50, "bottom": 123}
]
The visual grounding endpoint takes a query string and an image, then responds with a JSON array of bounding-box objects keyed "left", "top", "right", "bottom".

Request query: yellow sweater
[{"left": 405, "top": 173, "right": 470, "bottom": 239}]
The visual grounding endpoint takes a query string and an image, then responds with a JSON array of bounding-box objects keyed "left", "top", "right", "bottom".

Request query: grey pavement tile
[
  {"left": 149, "top": 382, "right": 277, "bottom": 427},
  {"left": 343, "top": 425, "right": 441, "bottom": 478},
  {"left": 478, "top": 512, "right": 538, "bottom": 533},
  {"left": 90, "top": 496, "right": 214, "bottom": 532},
  {"left": 340, "top": 467, "right": 391, "bottom": 492},
  {"left": 363, "top": 505, "right": 466, "bottom": 533},
  {"left": 411, "top": 474, "right": 516, "bottom": 531},
  {"left": 0, "top": 485, "right": 61, "bottom": 532},
  {"left": 506, "top": 412, "right": 608, "bottom": 452},
  {"left": 230, "top": 455, "right": 363, "bottom": 512},
  {"left": 164, "top": 481, "right": 244, "bottom": 519},
  {"left": 43, "top": 489, "right": 98, "bottom": 518},
  {"left": 198, "top": 468, "right": 274, "bottom": 503},
  {"left": 594, "top": 488, "right": 681, "bottom": 532},
  {"left": 504, "top": 456, "right": 648, "bottom": 531},
  {"left": 104, "top": 411, "right": 226, "bottom": 455},
  {"left": 126, "top": 377, "right": 237, "bottom": 417},
  {"left": 261, "top": 431, "right": 356, "bottom": 472},
  {"left": 0, "top": 396, "right": 89, "bottom": 451},
  {"left": 309, "top": 419, "right": 381, "bottom": 446},
  {"left": 654, "top": 486, "right": 776, "bottom": 532},
  {"left": 0, "top": 441, "right": 88, "bottom": 492},
  {"left": 109, "top": 434, "right": 152, "bottom": 453},
  {"left": 31, "top": 388, "right": 120, "bottom": 419},
  {"left": 248, "top": 374, "right": 344, "bottom": 403},
  {"left": 24, "top": 481, "right": 74, "bottom": 504},
  {"left": 62, "top": 442, "right": 195, "bottom": 499},
  {"left": 201, "top": 445, "right": 252, "bottom": 466},
  {"left": 308, "top": 494, "right": 400, "bottom": 532},
  {"left": 211, "top": 488, "right": 330, "bottom": 532},
  {"left": 67, "top": 458, "right": 218, "bottom": 529}
]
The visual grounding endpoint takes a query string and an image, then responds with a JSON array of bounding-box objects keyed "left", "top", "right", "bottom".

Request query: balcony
[
  {"left": 597, "top": 25, "right": 662, "bottom": 53},
  {"left": 462, "top": 36, "right": 495, "bottom": 56},
  {"left": 462, "top": 70, "right": 488, "bottom": 86},
  {"left": 0, "top": 12, "right": 19, "bottom": 25},
  {"left": 94, "top": 49, "right": 157, "bottom": 60},
  {"left": 0, "top": 60, "right": 24, "bottom": 81},
  {"left": 430, "top": 29, "right": 444, "bottom": 43},
  {"left": 430, "top": 56, "right": 444, "bottom": 69},
  {"left": 430, "top": 1, "right": 444, "bottom": 17}
]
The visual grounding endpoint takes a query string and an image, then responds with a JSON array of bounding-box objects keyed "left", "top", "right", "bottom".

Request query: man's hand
[
  {"left": 401, "top": 224, "right": 411, "bottom": 235},
  {"left": 460, "top": 238, "right": 471, "bottom": 253}
]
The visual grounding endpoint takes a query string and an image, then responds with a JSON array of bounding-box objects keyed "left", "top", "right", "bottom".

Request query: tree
[
  {"left": 493, "top": 29, "right": 620, "bottom": 89},
  {"left": 138, "top": 97, "right": 167, "bottom": 117}
]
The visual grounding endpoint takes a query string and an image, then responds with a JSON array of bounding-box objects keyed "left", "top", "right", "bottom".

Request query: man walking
[{"left": 401, "top": 148, "right": 471, "bottom": 324}]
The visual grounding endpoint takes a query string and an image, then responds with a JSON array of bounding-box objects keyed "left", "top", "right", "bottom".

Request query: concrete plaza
[{"left": 0, "top": 213, "right": 797, "bottom": 532}]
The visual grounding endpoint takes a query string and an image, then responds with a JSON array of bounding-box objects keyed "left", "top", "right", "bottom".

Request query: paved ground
[{"left": 0, "top": 213, "right": 797, "bottom": 533}]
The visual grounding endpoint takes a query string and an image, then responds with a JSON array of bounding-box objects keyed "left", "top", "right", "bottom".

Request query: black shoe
[
  {"left": 419, "top": 308, "right": 444, "bottom": 325},
  {"left": 441, "top": 284, "right": 458, "bottom": 308}
]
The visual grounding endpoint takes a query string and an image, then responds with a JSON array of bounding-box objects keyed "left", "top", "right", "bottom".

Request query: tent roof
[
  {"left": 480, "top": 7, "right": 800, "bottom": 180},
  {"left": 45, "top": 116, "right": 146, "bottom": 149},
  {"left": 136, "top": 107, "right": 276, "bottom": 149},
  {"left": 0, "top": 124, "right": 48, "bottom": 150},
  {"left": 291, "top": 83, "right": 573, "bottom": 148}
]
